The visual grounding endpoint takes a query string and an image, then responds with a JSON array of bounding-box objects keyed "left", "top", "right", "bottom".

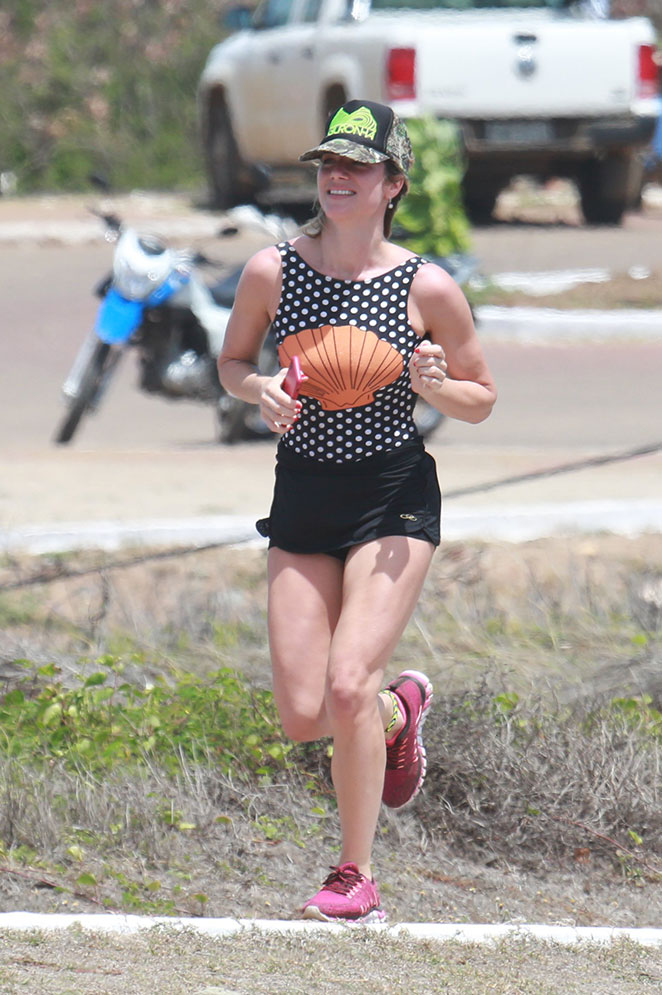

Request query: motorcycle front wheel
[{"left": 53, "top": 341, "right": 114, "bottom": 444}]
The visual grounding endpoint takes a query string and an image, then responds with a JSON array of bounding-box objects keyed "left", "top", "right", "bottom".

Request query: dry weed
[
  {"left": 418, "top": 682, "right": 662, "bottom": 875},
  {"left": 1, "top": 535, "right": 662, "bottom": 929}
]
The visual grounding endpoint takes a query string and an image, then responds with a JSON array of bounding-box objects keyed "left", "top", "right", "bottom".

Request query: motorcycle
[
  {"left": 54, "top": 208, "right": 273, "bottom": 445},
  {"left": 55, "top": 207, "right": 468, "bottom": 446}
]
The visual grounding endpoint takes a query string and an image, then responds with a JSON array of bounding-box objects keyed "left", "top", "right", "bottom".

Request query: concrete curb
[
  {"left": 2, "top": 501, "right": 661, "bottom": 555},
  {"left": 441, "top": 499, "right": 662, "bottom": 542},
  {"left": 0, "top": 515, "right": 258, "bottom": 555},
  {"left": 0, "top": 214, "right": 224, "bottom": 246},
  {"left": 1, "top": 912, "right": 662, "bottom": 947},
  {"left": 475, "top": 305, "right": 662, "bottom": 342}
]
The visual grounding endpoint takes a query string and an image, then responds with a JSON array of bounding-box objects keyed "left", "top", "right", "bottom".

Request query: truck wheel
[
  {"left": 323, "top": 87, "right": 346, "bottom": 124},
  {"left": 206, "top": 100, "right": 254, "bottom": 209},
  {"left": 463, "top": 187, "right": 499, "bottom": 225},
  {"left": 578, "top": 154, "right": 642, "bottom": 226}
]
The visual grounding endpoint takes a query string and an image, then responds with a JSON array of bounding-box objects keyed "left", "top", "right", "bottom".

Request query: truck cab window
[
  {"left": 301, "top": 0, "right": 323, "bottom": 20},
  {"left": 252, "top": 0, "right": 296, "bottom": 29}
]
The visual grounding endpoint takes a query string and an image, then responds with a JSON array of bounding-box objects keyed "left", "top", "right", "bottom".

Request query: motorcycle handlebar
[
  {"left": 87, "top": 209, "right": 223, "bottom": 269},
  {"left": 88, "top": 207, "right": 122, "bottom": 232},
  {"left": 192, "top": 251, "right": 223, "bottom": 268}
]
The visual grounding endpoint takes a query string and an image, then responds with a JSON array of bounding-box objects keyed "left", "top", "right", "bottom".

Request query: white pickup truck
[{"left": 198, "top": 0, "right": 660, "bottom": 224}]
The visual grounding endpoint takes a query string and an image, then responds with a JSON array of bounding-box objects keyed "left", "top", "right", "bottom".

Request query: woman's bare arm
[
  {"left": 409, "top": 263, "right": 497, "bottom": 424},
  {"left": 217, "top": 246, "right": 300, "bottom": 435}
]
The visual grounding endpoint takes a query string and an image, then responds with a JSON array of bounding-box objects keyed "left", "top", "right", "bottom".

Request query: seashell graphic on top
[{"left": 278, "top": 324, "right": 403, "bottom": 411}]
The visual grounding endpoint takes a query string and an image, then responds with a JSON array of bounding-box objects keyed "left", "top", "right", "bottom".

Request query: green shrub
[
  {"left": 0, "top": 657, "right": 291, "bottom": 779},
  {"left": 395, "top": 116, "right": 471, "bottom": 258}
]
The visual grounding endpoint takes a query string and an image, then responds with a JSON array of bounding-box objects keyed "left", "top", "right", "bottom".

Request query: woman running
[{"left": 218, "top": 99, "right": 496, "bottom": 922}]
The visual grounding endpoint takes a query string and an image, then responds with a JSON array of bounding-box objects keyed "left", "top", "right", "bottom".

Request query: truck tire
[
  {"left": 323, "top": 87, "right": 346, "bottom": 125},
  {"left": 463, "top": 186, "right": 500, "bottom": 225},
  {"left": 206, "top": 100, "right": 254, "bottom": 209},
  {"left": 578, "top": 153, "right": 643, "bottom": 226}
]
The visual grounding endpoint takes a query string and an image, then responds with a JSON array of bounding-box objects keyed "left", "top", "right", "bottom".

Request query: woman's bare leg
[
  {"left": 267, "top": 538, "right": 434, "bottom": 882},
  {"left": 326, "top": 536, "right": 435, "bottom": 878},
  {"left": 267, "top": 549, "right": 343, "bottom": 742}
]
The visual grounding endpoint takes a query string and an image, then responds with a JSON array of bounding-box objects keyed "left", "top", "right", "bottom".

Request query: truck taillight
[
  {"left": 386, "top": 47, "right": 416, "bottom": 101},
  {"left": 637, "top": 44, "right": 659, "bottom": 99}
]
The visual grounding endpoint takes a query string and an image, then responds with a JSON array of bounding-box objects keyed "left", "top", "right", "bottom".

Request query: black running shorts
[{"left": 256, "top": 441, "right": 441, "bottom": 561}]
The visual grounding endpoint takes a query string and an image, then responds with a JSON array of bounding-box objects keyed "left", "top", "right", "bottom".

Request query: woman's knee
[
  {"left": 326, "top": 665, "right": 376, "bottom": 725},
  {"left": 276, "top": 698, "right": 327, "bottom": 742}
]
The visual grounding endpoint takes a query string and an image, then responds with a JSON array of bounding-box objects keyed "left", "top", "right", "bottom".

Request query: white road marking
[
  {"left": 2, "top": 502, "right": 661, "bottom": 555},
  {"left": 1, "top": 912, "right": 662, "bottom": 946}
]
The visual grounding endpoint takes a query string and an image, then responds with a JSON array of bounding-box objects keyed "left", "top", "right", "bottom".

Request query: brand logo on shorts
[{"left": 400, "top": 513, "right": 418, "bottom": 522}]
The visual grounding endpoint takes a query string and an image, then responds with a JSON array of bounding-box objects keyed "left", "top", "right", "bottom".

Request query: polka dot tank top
[{"left": 272, "top": 241, "right": 426, "bottom": 463}]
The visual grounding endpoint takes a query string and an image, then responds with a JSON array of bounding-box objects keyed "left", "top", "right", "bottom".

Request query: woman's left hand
[{"left": 409, "top": 342, "right": 448, "bottom": 396}]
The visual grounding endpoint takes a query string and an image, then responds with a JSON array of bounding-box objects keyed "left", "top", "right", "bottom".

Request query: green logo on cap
[{"left": 328, "top": 106, "right": 378, "bottom": 141}]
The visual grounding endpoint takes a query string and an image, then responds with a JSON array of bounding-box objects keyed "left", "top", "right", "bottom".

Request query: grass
[
  {"left": 1, "top": 927, "right": 662, "bottom": 994},
  {"left": 0, "top": 535, "right": 661, "bottom": 987}
]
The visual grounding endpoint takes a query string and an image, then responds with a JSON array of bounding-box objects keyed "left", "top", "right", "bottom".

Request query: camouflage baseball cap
[{"left": 299, "top": 100, "right": 413, "bottom": 176}]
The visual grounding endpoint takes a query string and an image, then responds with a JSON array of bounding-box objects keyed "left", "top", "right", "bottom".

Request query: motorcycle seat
[{"left": 209, "top": 266, "right": 243, "bottom": 308}]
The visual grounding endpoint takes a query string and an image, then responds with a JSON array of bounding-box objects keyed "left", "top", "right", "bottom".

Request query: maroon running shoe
[
  {"left": 301, "top": 863, "right": 386, "bottom": 923},
  {"left": 382, "top": 670, "right": 433, "bottom": 808}
]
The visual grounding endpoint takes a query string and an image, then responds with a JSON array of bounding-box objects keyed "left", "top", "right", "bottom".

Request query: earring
[{"left": 388, "top": 200, "right": 393, "bottom": 209}]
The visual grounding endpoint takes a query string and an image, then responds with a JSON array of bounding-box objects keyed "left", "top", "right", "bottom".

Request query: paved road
[{"left": 1, "top": 194, "right": 660, "bottom": 539}]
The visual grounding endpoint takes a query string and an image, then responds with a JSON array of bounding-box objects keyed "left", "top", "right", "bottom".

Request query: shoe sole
[
  {"left": 302, "top": 904, "right": 387, "bottom": 924},
  {"left": 395, "top": 669, "right": 433, "bottom": 806}
]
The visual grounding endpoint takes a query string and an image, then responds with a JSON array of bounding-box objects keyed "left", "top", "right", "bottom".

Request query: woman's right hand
[{"left": 260, "top": 369, "right": 302, "bottom": 435}]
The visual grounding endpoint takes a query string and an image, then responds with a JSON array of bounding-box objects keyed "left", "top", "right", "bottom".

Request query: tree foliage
[{"left": 0, "top": 0, "right": 226, "bottom": 193}]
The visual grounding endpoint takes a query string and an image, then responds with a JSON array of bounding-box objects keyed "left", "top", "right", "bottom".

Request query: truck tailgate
[{"left": 404, "top": 15, "right": 649, "bottom": 118}]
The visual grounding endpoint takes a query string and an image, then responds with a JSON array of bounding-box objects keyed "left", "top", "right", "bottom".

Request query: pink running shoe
[
  {"left": 382, "top": 669, "right": 433, "bottom": 809},
  {"left": 301, "top": 863, "right": 386, "bottom": 923}
]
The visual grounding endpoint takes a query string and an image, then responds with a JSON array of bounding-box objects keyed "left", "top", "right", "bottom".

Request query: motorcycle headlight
[{"left": 112, "top": 229, "right": 176, "bottom": 300}]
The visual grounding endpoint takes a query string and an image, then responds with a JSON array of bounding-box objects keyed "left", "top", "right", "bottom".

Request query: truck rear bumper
[
  {"left": 461, "top": 115, "right": 657, "bottom": 156},
  {"left": 587, "top": 116, "right": 656, "bottom": 147}
]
